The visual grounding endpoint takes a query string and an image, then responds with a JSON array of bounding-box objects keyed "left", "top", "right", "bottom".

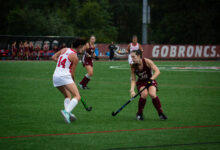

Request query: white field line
[{"left": 109, "top": 65, "right": 220, "bottom": 72}]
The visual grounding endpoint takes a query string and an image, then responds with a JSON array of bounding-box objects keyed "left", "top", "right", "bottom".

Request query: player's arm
[
  {"left": 139, "top": 44, "right": 144, "bottom": 52},
  {"left": 126, "top": 44, "right": 130, "bottom": 54},
  {"left": 82, "top": 43, "right": 92, "bottom": 57},
  {"left": 130, "top": 66, "right": 136, "bottom": 97},
  {"left": 51, "top": 49, "right": 64, "bottom": 62},
  {"left": 145, "top": 58, "right": 160, "bottom": 80},
  {"left": 81, "top": 44, "right": 88, "bottom": 53},
  {"left": 69, "top": 54, "right": 79, "bottom": 80}
]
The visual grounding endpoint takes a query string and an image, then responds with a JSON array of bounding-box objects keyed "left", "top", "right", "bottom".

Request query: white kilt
[
  {"left": 53, "top": 75, "right": 74, "bottom": 87},
  {"left": 128, "top": 54, "right": 134, "bottom": 64}
]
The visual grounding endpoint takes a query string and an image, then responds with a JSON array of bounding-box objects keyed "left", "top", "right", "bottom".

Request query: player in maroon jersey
[
  {"left": 79, "top": 35, "right": 96, "bottom": 89},
  {"left": 24, "top": 41, "right": 29, "bottom": 60},
  {"left": 18, "top": 41, "right": 24, "bottom": 60},
  {"left": 11, "top": 41, "right": 18, "bottom": 59},
  {"left": 130, "top": 50, "right": 167, "bottom": 120},
  {"left": 29, "top": 42, "right": 34, "bottom": 59}
]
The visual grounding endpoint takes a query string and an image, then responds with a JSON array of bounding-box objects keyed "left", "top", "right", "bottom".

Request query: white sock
[
  {"left": 85, "top": 74, "right": 91, "bottom": 79},
  {"left": 66, "top": 98, "right": 78, "bottom": 113},
  {"left": 64, "top": 98, "right": 70, "bottom": 111}
]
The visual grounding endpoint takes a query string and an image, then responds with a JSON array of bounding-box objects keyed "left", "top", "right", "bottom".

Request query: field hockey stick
[
  {"left": 112, "top": 86, "right": 148, "bottom": 116},
  {"left": 81, "top": 96, "right": 92, "bottom": 111}
]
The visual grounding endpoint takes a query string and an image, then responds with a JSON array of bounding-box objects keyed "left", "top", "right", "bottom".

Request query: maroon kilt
[
  {"left": 82, "top": 56, "right": 93, "bottom": 67},
  {"left": 136, "top": 79, "right": 158, "bottom": 91}
]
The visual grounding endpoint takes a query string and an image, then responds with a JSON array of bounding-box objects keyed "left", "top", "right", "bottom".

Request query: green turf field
[{"left": 0, "top": 60, "right": 220, "bottom": 150}]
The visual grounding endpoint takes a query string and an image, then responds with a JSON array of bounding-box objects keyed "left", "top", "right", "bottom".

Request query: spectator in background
[
  {"left": 108, "top": 41, "right": 116, "bottom": 61},
  {"left": 19, "top": 41, "right": 24, "bottom": 60},
  {"left": 34, "top": 44, "right": 41, "bottom": 60},
  {"left": 29, "top": 42, "right": 34, "bottom": 59},
  {"left": 53, "top": 45, "right": 59, "bottom": 52},
  {"left": 43, "top": 42, "right": 49, "bottom": 51},
  {"left": 60, "top": 43, "right": 66, "bottom": 50},
  {"left": 43, "top": 42, "right": 49, "bottom": 58},
  {"left": 11, "top": 41, "right": 18, "bottom": 59},
  {"left": 24, "top": 40, "right": 29, "bottom": 60}
]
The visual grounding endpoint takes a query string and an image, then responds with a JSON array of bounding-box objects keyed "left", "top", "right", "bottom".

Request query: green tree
[
  {"left": 149, "top": 0, "right": 219, "bottom": 44},
  {"left": 7, "top": 8, "right": 74, "bottom": 36},
  {"left": 110, "top": 0, "right": 143, "bottom": 43},
  {"left": 76, "top": 1, "right": 117, "bottom": 42}
]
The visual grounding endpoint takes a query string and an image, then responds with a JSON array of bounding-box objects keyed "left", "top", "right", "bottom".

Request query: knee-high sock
[
  {"left": 152, "top": 96, "right": 163, "bottom": 114},
  {"left": 64, "top": 98, "right": 70, "bottom": 111},
  {"left": 137, "top": 97, "right": 146, "bottom": 115},
  {"left": 80, "top": 74, "right": 91, "bottom": 87},
  {"left": 66, "top": 98, "right": 78, "bottom": 113}
]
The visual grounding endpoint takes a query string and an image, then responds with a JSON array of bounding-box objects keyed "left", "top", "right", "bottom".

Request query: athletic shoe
[
  {"left": 159, "top": 112, "right": 167, "bottom": 120},
  {"left": 61, "top": 110, "right": 71, "bottom": 124},
  {"left": 136, "top": 114, "right": 144, "bottom": 120},
  {"left": 78, "top": 83, "right": 86, "bottom": 90},
  {"left": 70, "top": 113, "right": 77, "bottom": 122}
]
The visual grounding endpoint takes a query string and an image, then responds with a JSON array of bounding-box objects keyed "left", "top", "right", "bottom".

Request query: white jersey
[
  {"left": 128, "top": 43, "right": 140, "bottom": 64},
  {"left": 129, "top": 43, "right": 139, "bottom": 52},
  {"left": 53, "top": 48, "right": 77, "bottom": 77}
]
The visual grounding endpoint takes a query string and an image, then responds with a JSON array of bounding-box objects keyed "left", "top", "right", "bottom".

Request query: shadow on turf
[{"left": 112, "top": 115, "right": 169, "bottom": 122}]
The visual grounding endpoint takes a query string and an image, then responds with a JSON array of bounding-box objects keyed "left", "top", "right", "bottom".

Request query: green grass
[{"left": 0, "top": 60, "right": 220, "bottom": 150}]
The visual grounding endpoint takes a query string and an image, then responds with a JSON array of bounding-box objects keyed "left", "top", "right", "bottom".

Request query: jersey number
[{"left": 58, "top": 56, "right": 67, "bottom": 68}]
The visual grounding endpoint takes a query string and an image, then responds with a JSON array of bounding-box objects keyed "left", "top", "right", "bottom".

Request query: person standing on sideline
[{"left": 108, "top": 41, "right": 116, "bottom": 61}]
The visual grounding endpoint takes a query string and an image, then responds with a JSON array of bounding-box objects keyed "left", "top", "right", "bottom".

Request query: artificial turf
[{"left": 0, "top": 60, "right": 219, "bottom": 150}]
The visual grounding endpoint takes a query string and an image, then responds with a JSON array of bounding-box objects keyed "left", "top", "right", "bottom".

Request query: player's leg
[
  {"left": 137, "top": 86, "right": 148, "bottom": 120},
  {"left": 148, "top": 86, "right": 167, "bottom": 120},
  {"left": 64, "top": 82, "right": 81, "bottom": 114},
  {"left": 56, "top": 86, "right": 72, "bottom": 123},
  {"left": 57, "top": 86, "right": 71, "bottom": 110},
  {"left": 79, "top": 65, "right": 93, "bottom": 89},
  {"left": 26, "top": 51, "right": 29, "bottom": 60},
  {"left": 57, "top": 85, "right": 78, "bottom": 122}
]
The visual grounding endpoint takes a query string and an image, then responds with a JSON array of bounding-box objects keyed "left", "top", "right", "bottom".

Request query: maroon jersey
[
  {"left": 29, "top": 45, "right": 34, "bottom": 53},
  {"left": 85, "top": 43, "right": 95, "bottom": 57},
  {"left": 19, "top": 47, "right": 24, "bottom": 53},
  {"left": 134, "top": 58, "right": 152, "bottom": 82},
  {"left": 12, "top": 45, "right": 18, "bottom": 53},
  {"left": 133, "top": 58, "right": 158, "bottom": 91},
  {"left": 24, "top": 46, "right": 29, "bottom": 52},
  {"left": 82, "top": 43, "right": 95, "bottom": 67}
]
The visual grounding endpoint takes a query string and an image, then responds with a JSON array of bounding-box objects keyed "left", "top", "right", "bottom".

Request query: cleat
[
  {"left": 70, "top": 113, "right": 77, "bottom": 122},
  {"left": 78, "top": 83, "right": 86, "bottom": 90},
  {"left": 136, "top": 114, "right": 144, "bottom": 121},
  {"left": 159, "top": 112, "right": 167, "bottom": 120},
  {"left": 61, "top": 110, "right": 71, "bottom": 124}
]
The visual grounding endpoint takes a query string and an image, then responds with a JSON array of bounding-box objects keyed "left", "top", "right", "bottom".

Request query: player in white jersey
[
  {"left": 52, "top": 38, "right": 86, "bottom": 124},
  {"left": 127, "top": 35, "right": 143, "bottom": 64}
]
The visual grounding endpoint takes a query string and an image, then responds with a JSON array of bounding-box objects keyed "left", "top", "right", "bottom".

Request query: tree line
[{"left": 0, "top": 0, "right": 219, "bottom": 44}]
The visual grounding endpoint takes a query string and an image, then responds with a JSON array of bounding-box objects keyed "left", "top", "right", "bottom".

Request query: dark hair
[
  {"left": 72, "top": 38, "right": 87, "bottom": 48},
  {"left": 132, "top": 35, "right": 138, "bottom": 39},
  {"left": 131, "top": 49, "right": 142, "bottom": 56}
]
